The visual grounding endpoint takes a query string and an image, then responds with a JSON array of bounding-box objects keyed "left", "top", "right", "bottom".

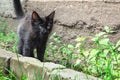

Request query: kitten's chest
[
  {"left": 33, "top": 36, "right": 41, "bottom": 43},
  {"left": 35, "top": 37, "right": 47, "bottom": 45}
]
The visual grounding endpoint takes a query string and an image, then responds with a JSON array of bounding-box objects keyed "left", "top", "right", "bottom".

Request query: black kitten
[{"left": 13, "top": 0, "right": 55, "bottom": 61}]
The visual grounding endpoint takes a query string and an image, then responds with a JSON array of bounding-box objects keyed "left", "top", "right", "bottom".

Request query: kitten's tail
[{"left": 13, "top": 0, "right": 25, "bottom": 19}]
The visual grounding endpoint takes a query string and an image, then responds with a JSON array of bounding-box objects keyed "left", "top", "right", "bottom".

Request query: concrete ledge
[
  {"left": 0, "top": 49, "right": 101, "bottom": 80},
  {"left": 50, "top": 69, "right": 100, "bottom": 80},
  {"left": 10, "top": 57, "right": 47, "bottom": 80},
  {"left": 44, "top": 62, "right": 65, "bottom": 72},
  {"left": 0, "top": 49, "right": 18, "bottom": 72}
]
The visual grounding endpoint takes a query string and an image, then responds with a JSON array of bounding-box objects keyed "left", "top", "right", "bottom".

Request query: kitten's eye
[
  {"left": 47, "top": 23, "right": 51, "bottom": 29},
  {"left": 47, "top": 26, "right": 50, "bottom": 29}
]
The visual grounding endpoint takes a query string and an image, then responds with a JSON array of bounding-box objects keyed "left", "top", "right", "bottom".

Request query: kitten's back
[{"left": 17, "top": 15, "right": 32, "bottom": 36}]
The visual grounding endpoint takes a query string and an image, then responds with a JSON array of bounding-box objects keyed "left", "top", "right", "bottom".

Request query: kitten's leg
[
  {"left": 30, "top": 48, "right": 34, "bottom": 57},
  {"left": 23, "top": 45, "right": 30, "bottom": 56},
  {"left": 36, "top": 45, "right": 46, "bottom": 62},
  {"left": 23, "top": 41, "right": 31, "bottom": 57},
  {"left": 18, "top": 39, "right": 23, "bottom": 55},
  {"left": 23, "top": 41, "right": 34, "bottom": 57}
]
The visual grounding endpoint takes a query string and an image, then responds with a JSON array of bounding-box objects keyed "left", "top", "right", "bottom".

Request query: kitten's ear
[
  {"left": 32, "top": 11, "right": 41, "bottom": 21},
  {"left": 46, "top": 11, "right": 55, "bottom": 21}
]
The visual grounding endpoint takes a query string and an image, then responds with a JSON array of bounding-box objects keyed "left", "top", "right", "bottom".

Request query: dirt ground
[{"left": 2, "top": 1, "right": 120, "bottom": 45}]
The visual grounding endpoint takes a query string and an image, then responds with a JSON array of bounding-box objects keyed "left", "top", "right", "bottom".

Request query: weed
[
  {"left": 0, "top": 20, "right": 18, "bottom": 53},
  {"left": 74, "top": 27, "right": 120, "bottom": 79},
  {"left": 45, "top": 27, "right": 120, "bottom": 80}
]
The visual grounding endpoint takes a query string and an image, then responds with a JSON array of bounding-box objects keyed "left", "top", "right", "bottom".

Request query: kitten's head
[{"left": 31, "top": 11, "right": 55, "bottom": 37}]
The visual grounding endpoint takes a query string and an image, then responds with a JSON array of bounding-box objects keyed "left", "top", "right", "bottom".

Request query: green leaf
[
  {"left": 75, "top": 43, "right": 81, "bottom": 48},
  {"left": 99, "top": 38, "right": 109, "bottom": 45},
  {"left": 50, "top": 32, "right": 56, "bottom": 39},
  {"left": 99, "top": 50, "right": 109, "bottom": 57},
  {"left": 75, "top": 59, "right": 81, "bottom": 66},
  {"left": 92, "top": 32, "right": 106, "bottom": 42},
  {"left": 104, "top": 50, "right": 109, "bottom": 54},
  {"left": 104, "top": 26, "right": 110, "bottom": 33},
  {"left": 76, "top": 37, "right": 85, "bottom": 42},
  {"left": 96, "top": 32, "right": 106, "bottom": 37},
  {"left": 116, "top": 40, "right": 120, "bottom": 48},
  {"left": 68, "top": 44, "right": 74, "bottom": 49},
  {"left": 89, "top": 49, "right": 99, "bottom": 59},
  {"left": 118, "top": 47, "right": 120, "bottom": 51},
  {"left": 83, "top": 50, "right": 89, "bottom": 57},
  {"left": 91, "top": 37, "right": 99, "bottom": 42},
  {"left": 104, "top": 26, "right": 116, "bottom": 33}
]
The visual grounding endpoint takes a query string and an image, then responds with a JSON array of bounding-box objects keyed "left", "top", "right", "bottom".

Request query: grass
[
  {"left": 0, "top": 69, "right": 30, "bottom": 80},
  {"left": 0, "top": 17, "right": 120, "bottom": 80},
  {"left": 0, "top": 69, "right": 17, "bottom": 80},
  {"left": 45, "top": 26, "right": 120, "bottom": 80},
  {"left": 0, "top": 17, "right": 17, "bottom": 53}
]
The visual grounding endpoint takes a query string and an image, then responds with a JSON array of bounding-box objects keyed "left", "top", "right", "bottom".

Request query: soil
[{"left": 1, "top": 1, "right": 120, "bottom": 45}]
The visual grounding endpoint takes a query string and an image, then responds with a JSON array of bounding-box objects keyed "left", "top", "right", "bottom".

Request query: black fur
[
  {"left": 13, "top": 0, "right": 55, "bottom": 61},
  {"left": 13, "top": 0, "right": 25, "bottom": 19}
]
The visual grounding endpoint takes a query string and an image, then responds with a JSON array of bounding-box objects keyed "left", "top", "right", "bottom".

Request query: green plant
[
  {"left": 0, "top": 18, "right": 28, "bottom": 80},
  {"left": 0, "top": 17, "right": 18, "bottom": 53},
  {"left": 0, "top": 69, "right": 27, "bottom": 80},
  {"left": 0, "top": 17, "right": 7, "bottom": 35},
  {"left": 34, "top": 65, "right": 46, "bottom": 80},
  {"left": 75, "top": 27, "right": 120, "bottom": 80},
  {"left": 45, "top": 32, "right": 76, "bottom": 68},
  {"left": 45, "top": 27, "right": 120, "bottom": 80},
  {"left": 0, "top": 30, "right": 18, "bottom": 53}
]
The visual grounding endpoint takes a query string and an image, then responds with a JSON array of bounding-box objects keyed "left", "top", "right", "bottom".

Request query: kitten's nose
[{"left": 43, "top": 29, "right": 48, "bottom": 35}]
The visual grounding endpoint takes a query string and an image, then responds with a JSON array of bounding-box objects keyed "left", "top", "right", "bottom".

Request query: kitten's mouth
[
  {"left": 43, "top": 30, "right": 49, "bottom": 35},
  {"left": 43, "top": 32, "right": 49, "bottom": 35},
  {"left": 40, "top": 31, "right": 49, "bottom": 37}
]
